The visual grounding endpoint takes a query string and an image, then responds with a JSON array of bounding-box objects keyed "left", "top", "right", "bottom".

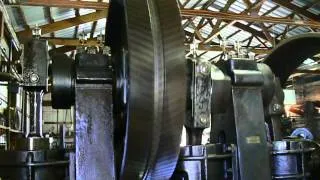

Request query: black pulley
[
  {"left": 264, "top": 33, "right": 320, "bottom": 87},
  {"left": 51, "top": 53, "right": 75, "bottom": 109},
  {"left": 107, "top": 0, "right": 186, "bottom": 179}
]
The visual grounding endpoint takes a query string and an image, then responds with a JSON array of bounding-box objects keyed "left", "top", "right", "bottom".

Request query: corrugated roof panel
[
  {"left": 93, "top": 18, "right": 107, "bottom": 37},
  {"left": 287, "top": 29, "right": 302, "bottom": 37},
  {"left": 78, "top": 22, "right": 94, "bottom": 37},
  {"left": 292, "top": 0, "right": 309, "bottom": 8},
  {"left": 251, "top": 37, "right": 264, "bottom": 47},
  {"left": 79, "top": 9, "right": 95, "bottom": 16},
  {"left": 22, "top": 6, "right": 46, "bottom": 27},
  {"left": 249, "top": 24, "right": 262, "bottom": 31},
  {"left": 268, "top": 7, "right": 292, "bottom": 18},
  {"left": 201, "top": 19, "right": 215, "bottom": 31},
  {"left": 290, "top": 26, "right": 310, "bottom": 35},
  {"left": 229, "top": 0, "right": 247, "bottom": 13},
  {"left": 259, "top": 1, "right": 278, "bottom": 16},
  {"left": 208, "top": 5, "right": 219, "bottom": 11},
  {"left": 51, "top": 7, "right": 75, "bottom": 22},
  {"left": 219, "top": 25, "right": 240, "bottom": 38},
  {"left": 238, "top": 20, "right": 248, "bottom": 25},
  {"left": 202, "top": 51, "right": 222, "bottom": 61},
  {"left": 228, "top": 30, "right": 252, "bottom": 43},
  {"left": 213, "top": 0, "right": 227, "bottom": 10},
  {"left": 270, "top": 24, "right": 286, "bottom": 35},
  {"left": 6, "top": 7, "right": 23, "bottom": 31},
  {"left": 54, "top": 26, "right": 76, "bottom": 38},
  {"left": 308, "top": 7, "right": 320, "bottom": 15},
  {"left": 184, "top": 0, "right": 207, "bottom": 9}
]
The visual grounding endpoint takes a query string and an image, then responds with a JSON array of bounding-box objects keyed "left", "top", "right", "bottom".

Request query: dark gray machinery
[
  {"left": 172, "top": 34, "right": 320, "bottom": 180},
  {"left": 0, "top": 0, "right": 320, "bottom": 179},
  {"left": 52, "top": 0, "right": 187, "bottom": 179},
  {"left": 0, "top": 35, "right": 68, "bottom": 179}
]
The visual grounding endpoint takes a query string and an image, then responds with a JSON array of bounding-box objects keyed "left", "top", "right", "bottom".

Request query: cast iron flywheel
[
  {"left": 107, "top": 0, "right": 186, "bottom": 179},
  {"left": 264, "top": 33, "right": 320, "bottom": 87}
]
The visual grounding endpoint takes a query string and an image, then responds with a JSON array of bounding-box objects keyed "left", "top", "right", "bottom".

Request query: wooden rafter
[
  {"left": 181, "top": 9, "right": 320, "bottom": 28},
  {"left": 224, "top": 4, "right": 280, "bottom": 46},
  {"left": 49, "top": 45, "right": 76, "bottom": 55},
  {"left": 43, "top": 6, "right": 54, "bottom": 48},
  {"left": 70, "top": 7, "right": 80, "bottom": 58},
  {"left": 90, "top": 0, "right": 103, "bottom": 39},
  {"left": 17, "top": 9, "right": 108, "bottom": 41},
  {"left": 197, "top": 44, "right": 270, "bottom": 54},
  {"left": 47, "top": 37, "right": 98, "bottom": 46},
  {"left": 46, "top": 37, "right": 271, "bottom": 54},
  {"left": 201, "top": 0, "right": 236, "bottom": 44},
  {"left": 15, "top": 0, "right": 320, "bottom": 57},
  {"left": 6, "top": 0, "right": 108, "bottom": 10},
  {"left": 194, "top": 1, "right": 272, "bottom": 45},
  {"left": 233, "top": 21, "right": 278, "bottom": 44},
  {"left": 272, "top": 0, "right": 320, "bottom": 21}
]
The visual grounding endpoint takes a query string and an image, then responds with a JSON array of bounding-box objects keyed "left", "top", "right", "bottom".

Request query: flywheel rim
[{"left": 107, "top": 0, "right": 186, "bottom": 179}]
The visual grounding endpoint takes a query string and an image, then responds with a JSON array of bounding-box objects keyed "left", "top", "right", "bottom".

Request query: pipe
[{"left": 23, "top": 91, "right": 44, "bottom": 137}]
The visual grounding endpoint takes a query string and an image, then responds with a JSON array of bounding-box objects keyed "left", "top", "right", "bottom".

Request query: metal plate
[
  {"left": 107, "top": 0, "right": 186, "bottom": 179},
  {"left": 264, "top": 33, "right": 320, "bottom": 87}
]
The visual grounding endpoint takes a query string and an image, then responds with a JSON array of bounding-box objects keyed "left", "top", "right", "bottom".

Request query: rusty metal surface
[
  {"left": 75, "top": 84, "right": 115, "bottom": 180},
  {"left": 264, "top": 33, "right": 320, "bottom": 87}
]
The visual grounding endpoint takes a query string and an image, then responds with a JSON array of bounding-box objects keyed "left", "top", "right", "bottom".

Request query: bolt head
[
  {"left": 273, "top": 104, "right": 282, "bottom": 112},
  {"left": 30, "top": 73, "right": 39, "bottom": 83},
  {"left": 200, "top": 117, "right": 207, "bottom": 124}
]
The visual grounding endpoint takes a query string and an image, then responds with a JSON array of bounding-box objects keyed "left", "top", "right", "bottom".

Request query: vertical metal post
[
  {"left": 23, "top": 91, "right": 43, "bottom": 137},
  {"left": 6, "top": 40, "right": 14, "bottom": 150},
  {"left": 74, "top": 53, "right": 114, "bottom": 179},
  {"left": 229, "top": 59, "right": 271, "bottom": 180}
]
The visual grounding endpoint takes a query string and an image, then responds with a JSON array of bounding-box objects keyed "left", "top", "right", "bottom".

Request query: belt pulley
[{"left": 107, "top": 0, "right": 186, "bottom": 179}]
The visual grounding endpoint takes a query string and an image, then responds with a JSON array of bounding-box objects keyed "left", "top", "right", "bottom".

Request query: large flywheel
[
  {"left": 264, "top": 33, "right": 320, "bottom": 87},
  {"left": 107, "top": 0, "right": 186, "bottom": 179}
]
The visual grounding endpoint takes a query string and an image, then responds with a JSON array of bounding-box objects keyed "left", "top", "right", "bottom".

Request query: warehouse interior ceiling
[{"left": 3, "top": 0, "right": 320, "bottom": 86}]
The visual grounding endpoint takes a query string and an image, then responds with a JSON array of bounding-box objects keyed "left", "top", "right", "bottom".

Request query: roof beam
[
  {"left": 15, "top": 3, "right": 318, "bottom": 46},
  {"left": 46, "top": 37, "right": 98, "bottom": 46},
  {"left": 6, "top": 0, "right": 108, "bottom": 10},
  {"left": 49, "top": 45, "right": 76, "bottom": 55},
  {"left": 17, "top": 9, "right": 107, "bottom": 41},
  {"left": 197, "top": 44, "right": 270, "bottom": 54},
  {"left": 46, "top": 37, "right": 271, "bottom": 54},
  {"left": 180, "top": 9, "right": 320, "bottom": 28},
  {"left": 272, "top": 0, "right": 320, "bottom": 21},
  {"left": 294, "top": 69, "right": 320, "bottom": 75},
  {"left": 43, "top": 6, "right": 55, "bottom": 48},
  {"left": 233, "top": 21, "right": 278, "bottom": 44}
]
